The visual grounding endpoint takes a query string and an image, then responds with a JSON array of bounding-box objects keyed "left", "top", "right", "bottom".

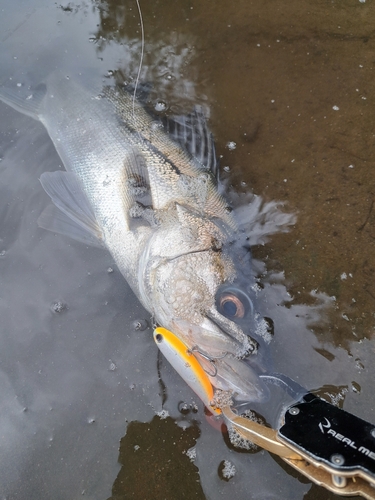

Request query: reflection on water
[
  {"left": 0, "top": 1, "right": 374, "bottom": 499},
  {"left": 109, "top": 416, "right": 204, "bottom": 499}
]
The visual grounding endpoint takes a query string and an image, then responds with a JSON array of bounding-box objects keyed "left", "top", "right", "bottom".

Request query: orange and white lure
[{"left": 153, "top": 327, "right": 221, "bottom": 415}]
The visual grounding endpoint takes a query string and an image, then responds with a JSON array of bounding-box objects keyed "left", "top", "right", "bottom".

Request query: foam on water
[{"left": 220, "top": 459, "right": 237, "bottom": 480}]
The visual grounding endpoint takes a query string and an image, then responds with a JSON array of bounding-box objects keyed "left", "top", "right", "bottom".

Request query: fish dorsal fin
[
  {"left": 95, "top": 85, "right": 233, "bottom": 226},
  {"left": 38, "top": 171, "right": 103, "bottom": 247},
  {"left": 0, "top": 83, "right": 46, "bottom": 120},
  {"left": 161, "top": 106, "right": 218, "bottom": 176}
]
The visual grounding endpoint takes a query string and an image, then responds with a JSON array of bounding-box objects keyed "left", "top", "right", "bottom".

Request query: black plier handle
[{"left": 222, "top": 394, "right": 375, "bottom": 499}]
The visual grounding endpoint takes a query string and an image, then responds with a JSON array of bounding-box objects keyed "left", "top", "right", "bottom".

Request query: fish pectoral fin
[
  {"left": 38, "top": 204, "right": 104, "bottom": 247},
  {"left": 38, "top": 171, "right": 103, "bottom": 247}
]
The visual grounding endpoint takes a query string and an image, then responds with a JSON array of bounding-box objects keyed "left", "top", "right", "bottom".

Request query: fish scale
[{"left": 103, "top": 86, "right": 235, "bottom": 227}]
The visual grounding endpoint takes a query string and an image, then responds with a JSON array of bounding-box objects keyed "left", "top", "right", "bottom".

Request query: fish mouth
[
  {"left": 206, "top": 307, "right": 258, "bottom": 358},
  {"left": 171, "top": 315, "right": 270, "bottom": 404},
  {"left": 192, "top": 348, "right": 270, "bottom": 404}
]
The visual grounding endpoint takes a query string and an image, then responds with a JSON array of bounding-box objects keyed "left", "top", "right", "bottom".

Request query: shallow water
[{"left": 0, "top": 1, "right": 374, "bottom": 499}]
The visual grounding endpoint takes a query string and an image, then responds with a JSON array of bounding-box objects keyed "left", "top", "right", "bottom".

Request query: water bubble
[
  {"left": 211, "top": 390, "right": 233, "bottom": 411},
  {"left": 178, "top": 402, "right": 190, "bottom": 415},
  {"left": 227, "top": 409, "right": 264, "bottom": 451},
  {"left": 185, "top": 446, "right": 196, "bottom": 462},
  {"left": 255, "top": 316, "right": 274, "bottom": 344},
  {"left": 190, "top": 402, "right": 198, "bottom": 413},
  {"left": 351, "top": 381, "right": 361, "bottom": 393},
  {"left": 151, "top": 121, "right": 163, "bottom": 131},
  {"left": 156, "top": 409, "right": 169, "bottom": 419},
  {"left": 251, "top": 282, "right": 263, "bottom": 294},
  {"left": 154, "top": 100, "right": 167, "bottom": 112},
  {"left": 133, "top": 319, "right": 148, "bottom": 331},
  {"left": 355, "top": 359, "right": 364, "bottom": 370},
  {"left": 51, "top": 301, "right": 67, "bottom": 313},
  {"left": 327, "top": 388, "right": 348, "bottom": 406},
  {"left": 226, "top": 141, "right": 236, "bottom": 151},
  {"left": 332, "top": 105, "right": 340, "bottom": 111}
]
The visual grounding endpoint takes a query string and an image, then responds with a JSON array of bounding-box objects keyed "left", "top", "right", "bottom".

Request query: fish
[{"left": 0, "top": 70, "right": 284, "bottom": 406}]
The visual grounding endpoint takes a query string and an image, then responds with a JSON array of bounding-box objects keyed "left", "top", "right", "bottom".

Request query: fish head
[{"left": 150, "top": 244, "right": 270, "bottom": 403}]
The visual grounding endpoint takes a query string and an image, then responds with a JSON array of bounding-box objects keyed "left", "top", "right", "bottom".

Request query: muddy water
[{"left": 0, "top": 1, "right": 374, "bottom": 499}]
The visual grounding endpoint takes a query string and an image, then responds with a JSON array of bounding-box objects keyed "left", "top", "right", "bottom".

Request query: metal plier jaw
[{"left": 222, "top": 394, "right": 375, "bottom": 499}]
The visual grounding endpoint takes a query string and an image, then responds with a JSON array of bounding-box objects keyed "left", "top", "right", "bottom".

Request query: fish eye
[
  {"left": 219, "top": 294, "right": 245, "bottom": 318},
  {"left": 216, "top": 288, "right": 254, "bottom": 320}
]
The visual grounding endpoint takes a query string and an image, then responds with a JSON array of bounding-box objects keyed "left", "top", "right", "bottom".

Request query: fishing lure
[{"left": 153, "top": 327, "right": 221, "bottom": 415}]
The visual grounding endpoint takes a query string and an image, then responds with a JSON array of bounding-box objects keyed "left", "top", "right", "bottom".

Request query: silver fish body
[{"left": 0, "top": 71, "right": 269, "bottom": 403}]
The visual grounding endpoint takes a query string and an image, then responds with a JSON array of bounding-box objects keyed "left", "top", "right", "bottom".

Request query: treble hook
[{"left": 188, "top": 345, "right": 228, "bottom": 378}]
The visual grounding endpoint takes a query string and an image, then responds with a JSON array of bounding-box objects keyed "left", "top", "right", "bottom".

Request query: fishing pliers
[{"left": 222, "top": 374, "right": 375, "bottom": 499}]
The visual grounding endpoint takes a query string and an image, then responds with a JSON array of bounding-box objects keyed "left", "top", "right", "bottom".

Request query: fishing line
[{"left": 132, "top": 0, "right": 144, "bottom": 128}]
